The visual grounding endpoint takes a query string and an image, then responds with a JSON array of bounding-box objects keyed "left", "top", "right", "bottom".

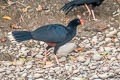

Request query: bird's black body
[
  {"left": 61, "top": 0, "right": 104, "bottom": 14},
  {"left": 12, "top": 18, "right": 81, "bottom": 55}
]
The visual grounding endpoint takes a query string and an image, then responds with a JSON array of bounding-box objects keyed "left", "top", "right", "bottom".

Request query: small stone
[
  {"left": 35, "top": 70, "right": 45, "bottom": 73},
  {"left": 57, "top": 43, "right": 77, "bottom": 56},
  {"left": 93, "top": 53, "right": 102, "bottom": 61},
  {"left": 92, "top": 36, "right": 98, "bottom": 44},
  {"left": 40, "top": 41, "right": 45, "bottom": 45},
  {"left": 110, "top": 57, "right": 116, "bottom": 61},
  {"left": 43, "top": 64, "right": 55, "bottom": 68},
  {"left": 22, "top": 73, "right": 27, "bottom": 77},
  {"left": 114, "top": 38, "right": 119, "bottom": 42},
  {"left": 33, "top": 73, "right": 42, "bottom": 79},
  {"left": 107, "top": 43, "right": 114, "bottom": 46},
  {"left": 104, "top": 47, "right": 112, "bottom": 53},
  {"left": 26, "top": 64, "right": 32, "bottom": 69},
  {"left": 36, "top": 78, "right": 45, "bottom": 80},
  {"left": 89, "top": 74, "right": 99, "bottom": 80},
  {"left": 108, "top": 72, "right": 115, "bottom": 78},
  {"left": 105, "top": 38, "right": 111, "bottom": 43},
  {"left": 84, "top": 58, "right": 91, "bottom": 65},
  {"left": 10, "top": 66, "right": 16, "bottom": 70},
  {"left": 98, "top": 73, "right": 108, "bottom": 79},
  {"left": 89, "top": 65, "right": 97, "bottom": 70},
  {"left": 65, "top": 65, "right": 73, "bottom": 72},
  {"left": 59, "top": 57, "right": 66, "bottom": 62},
  {"left": 99, "top": 47, "right": 104, "bottom": 52},
  {"left": 94, "top": 79, "right": 102, "bottom": 80},
  {"left": 73, "top": 69, "right": 80, "bottom": 74},
  {"left": 25, "top": 61, "right": 32, "bottom": 67},
  {"left": 115, "top": 43, "right": 120, "bottom": 47},
  {"left": 15, "top": 67, "right": 21, "bottom": 72},
  {"left": 0, "top": 68, "right": 5, "bottom": 73},
  {"left": 16, "top": 60, "right": 24, "bottom": 66},
  {"left": 27, "top": 74, "right": 33, "bottom": 80},
  {"left": 102, "top": 66, "right": 110, "bottom": 72},
  {"left": 117, "top": 53, "right": 120, "bottom": 60},
  {"left": 20, "top": 47, "right": 30, "bottom": 57},
  {"left": 49, "top": 69, "right": 54, "bottom": 73},
  {"left": 106, "top": 29, "right": 117, "bottom": 37},
  {"left": 35, "top": 54, "right": 44, "bottom": 59},
  {"left": 117, "top": 32, "right": 120, "bottom": 38},
  {"left": 98, "top": 41, "right": 105, "bottom": 46},
  {"left": 3, "top": 61, "right": 12, "bottom": 66},
  {"left": 77, "top": 55, "right": 85, "bottom": 62},
  {"left": 6, "top": 70, "right": 11, "bottom": 74},
  {"left": 71, "top": 77, "right": 82, "bottom": 80},
  {"left": 8, "top": 74, "right": 14, "bottom": 78},
  {"left": 115, "top": 69, "right": 120, "bottom": 74}
]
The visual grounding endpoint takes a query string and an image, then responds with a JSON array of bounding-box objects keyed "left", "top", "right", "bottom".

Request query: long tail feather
[
  {"left": 10, "top": 31, "right": 32, "bottom": 42},
  {"left": 60, "top": 1, "right": 76, "bottom": 14}
]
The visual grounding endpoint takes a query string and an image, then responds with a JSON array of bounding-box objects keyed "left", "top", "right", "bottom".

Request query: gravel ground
[
  {"left": 2, "top": 22, "right": 120, "bottom": 80},
  {"left": 0, "top": 0, "right": 120, "bottom": 80}
]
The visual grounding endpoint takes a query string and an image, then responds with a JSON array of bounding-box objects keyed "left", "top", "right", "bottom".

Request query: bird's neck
[
  {"left": 67, "top": 25, "right": 77, "bottom": 32},
  {"left": 66, "top": 26, "right": 77, "bottom": 37}
]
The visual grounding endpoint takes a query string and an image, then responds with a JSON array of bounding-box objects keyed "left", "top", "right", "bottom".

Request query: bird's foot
[
  {"left": 54, "top": 55, "right": 60, "bottom": 65},
  {"left": 88, "top": 17, "right": 91, "bottom": 21},
  {"left": 42, "top": 49, "right": 48, "bottom": 64},
  {"left": 43, "top": 57, "right": 47, "bottom": 64},
  {"left": 92, "top": 18, "right": 98, "bottom": 21},
  {"left": 56, "top": 60, "right": 60, "bottom": 65}
]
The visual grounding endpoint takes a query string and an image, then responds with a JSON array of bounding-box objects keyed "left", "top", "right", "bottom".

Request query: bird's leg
[
  {"left": 84, "top": 4, "right": 91, "bottom": 21},
  {"left": 54, "top": 46, "right": 60, "bottom": 65},
  {"left": 54, "top": 54, "right": 60, "bottom": 65},
  {"left": 43, "top": 49, "right": 48, "bottom": 63},
  {"left": 91, "top": 9, "right": 98, "bottom": 21},
  {"left": 43, "top": 46, "right": 52, "bottom": 64},
  {"left": 83, "top": 4, "right": 89, "bottom": 15}
]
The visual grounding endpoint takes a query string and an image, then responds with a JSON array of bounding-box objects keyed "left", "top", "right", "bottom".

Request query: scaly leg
[
  {"left": 54, "top": 54, "right": 60, "bottom": 65},
  {"left": 43, "top": 49, "right": 48, "bottom": 64},
  {"left": 84, "top": 4, "right": 91, "bottom": 21},
  {"left": 91, "top": 9, "right": 98, "bottom": 21}
]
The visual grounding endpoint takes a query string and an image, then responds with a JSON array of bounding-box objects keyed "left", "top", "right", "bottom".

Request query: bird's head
[{"left": 67, "top": 17, "right": 84, "bottom": 28}]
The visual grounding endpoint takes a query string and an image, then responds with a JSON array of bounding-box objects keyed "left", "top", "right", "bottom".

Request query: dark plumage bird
[
  {"left": 61, "top": 0, "right": 104, "bottom": 20},
  {"left": 9, "top": 18, "right": 84, "bottom": 64}
]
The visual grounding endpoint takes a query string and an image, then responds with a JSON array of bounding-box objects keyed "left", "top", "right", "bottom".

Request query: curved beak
[{"left": 77, "top": 15, "right": 84, "bottom": 25}]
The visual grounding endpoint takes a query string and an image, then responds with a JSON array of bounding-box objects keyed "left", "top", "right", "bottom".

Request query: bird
[
  {"left": 8, "top": 18, "right": 84, "bottom": 65},
  {"left": 60, "top": 0, "right": 104, "bottom": 21}
]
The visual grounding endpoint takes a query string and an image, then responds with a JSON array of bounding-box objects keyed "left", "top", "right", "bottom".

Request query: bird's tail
[
  {"left": 8, "top": 31, "right": 32, "bottom": 42},
  {"left": 60, "top": 1, "right": 76, "bottom": 14}
]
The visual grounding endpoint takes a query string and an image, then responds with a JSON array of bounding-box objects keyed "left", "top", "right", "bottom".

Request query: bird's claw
[
  {"left": 43, "top": 56, "right": 47, "bottom": 64},
  {"left": 56, "top": 60, "right": 60, "bottom": 65},
  {"left": 92, "top": 18, "right": 98, "bottom": 21}
]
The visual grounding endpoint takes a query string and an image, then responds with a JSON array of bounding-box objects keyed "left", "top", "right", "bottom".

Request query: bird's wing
[{"left": 31, "top": 24, "right": 68, "bottom": 43}]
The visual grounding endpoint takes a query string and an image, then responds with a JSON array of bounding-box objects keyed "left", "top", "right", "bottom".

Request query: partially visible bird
[
  {"left": 8, "top": 18, "right": 84, "bottom": 65},
  {"left": 61, "top": 0, "right": 104, "bottom": 21}
]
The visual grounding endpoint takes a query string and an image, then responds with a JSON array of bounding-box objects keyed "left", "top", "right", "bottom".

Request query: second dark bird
[
  {"left": 61, "top": 0, "right": 104, "bottom": 21},
  {"left": 9, "top": 18, "right": 84, "bottom": 65}
]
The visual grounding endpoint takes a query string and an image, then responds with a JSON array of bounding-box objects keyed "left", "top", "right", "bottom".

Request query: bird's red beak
[
  {"left": 80, "top": 18, "right": 84, "bottom": 25},
  {"left": 77, "top": 15, "right": 84, "bottom": 25}
]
